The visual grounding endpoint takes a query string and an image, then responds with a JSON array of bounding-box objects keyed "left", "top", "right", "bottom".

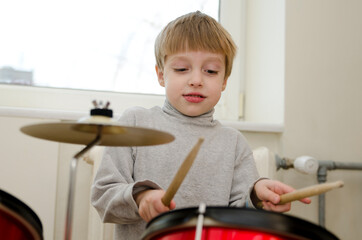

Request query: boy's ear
[
  {"left": 222, "top": 77, "right": 228, "bottom": 91},
  {"left": 155, "top": 65, "right": 165, "bottom": 87}
]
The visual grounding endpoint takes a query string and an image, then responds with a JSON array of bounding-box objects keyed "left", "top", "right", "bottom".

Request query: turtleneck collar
[{"left": 162, "top": 99, "right": 217, "bottom": 127}]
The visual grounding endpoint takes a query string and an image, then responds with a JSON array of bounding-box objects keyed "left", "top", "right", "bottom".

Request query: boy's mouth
[{"left": 183, "top": 93, "right": 206, "bottom": 103}]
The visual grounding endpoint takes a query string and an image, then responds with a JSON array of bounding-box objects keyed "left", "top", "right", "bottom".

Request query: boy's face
[{"left": 156, "top": 51, "right": 227, "bottom": 117}]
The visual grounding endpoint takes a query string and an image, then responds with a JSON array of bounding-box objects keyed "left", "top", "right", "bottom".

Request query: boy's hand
[
  {"left": 135, "top": 189, "right": 176, "bottom": 222},
  {"left": 253, "top": 179, "right": 311, "bottom": 212}
]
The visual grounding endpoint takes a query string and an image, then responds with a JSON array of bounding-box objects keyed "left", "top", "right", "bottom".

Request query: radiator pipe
[
  {"left": 276, "top": 157, "right": 362, "bottom": 227},
  {"left": 316, "top": 160, "right": 362, "bottom": 227}
]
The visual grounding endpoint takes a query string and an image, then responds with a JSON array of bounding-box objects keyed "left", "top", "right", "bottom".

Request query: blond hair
[{"left": 155, "top": 11, "right": 237, "bottom": 78}]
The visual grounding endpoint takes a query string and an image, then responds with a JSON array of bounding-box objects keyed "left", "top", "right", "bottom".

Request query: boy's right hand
[{"left": 135, "top": 189, "right": 176, "bottom": 222}]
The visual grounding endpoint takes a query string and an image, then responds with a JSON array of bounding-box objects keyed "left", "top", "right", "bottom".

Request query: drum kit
[{"left": 0, "top": 101, "right": 341, "bottom": 240}]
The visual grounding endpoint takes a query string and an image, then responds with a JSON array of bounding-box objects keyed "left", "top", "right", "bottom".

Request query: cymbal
[{"left": 20, "top": 116, "right": 175, "bottom": 146}]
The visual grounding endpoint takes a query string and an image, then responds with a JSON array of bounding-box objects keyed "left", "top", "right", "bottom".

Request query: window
[
  {"left": 1, "top": 0, "right": 249, "bottom": 123},
  {"left": 0, "top": 0, "right": 219, "bottom": 95}
]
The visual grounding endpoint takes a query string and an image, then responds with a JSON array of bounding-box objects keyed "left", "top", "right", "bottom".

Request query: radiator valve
[{"left": 294, "top": 156, "right": 319, "bottom": 174}]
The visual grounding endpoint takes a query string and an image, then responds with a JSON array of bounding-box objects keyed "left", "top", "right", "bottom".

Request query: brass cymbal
[{"left": 20, "top": 116, "right": 175, "bottom": 146}]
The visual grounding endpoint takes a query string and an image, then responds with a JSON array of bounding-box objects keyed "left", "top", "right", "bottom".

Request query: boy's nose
[{"left": 188, "top": 72, "right": 203, "bottom": 87}]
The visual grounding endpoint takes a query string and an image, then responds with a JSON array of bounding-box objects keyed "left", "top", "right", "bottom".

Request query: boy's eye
[
  {"left": 174, "top": 68, "right": 187, "bottom": 72},
  {"left": 205, "top": 69, "right": 218, "bottom": 74}
]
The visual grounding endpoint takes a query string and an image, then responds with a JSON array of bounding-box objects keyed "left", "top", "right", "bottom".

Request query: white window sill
[{"left": 0, "top": 106, "right": 283, "bottom": 133}]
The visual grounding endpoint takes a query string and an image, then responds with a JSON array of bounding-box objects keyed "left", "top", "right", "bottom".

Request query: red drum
[
  {"left": 142, "top": 207, "right": 339, "bottom": 240},
  {"left": 0, "top": 189, "right": 43, "bottom": 240}
]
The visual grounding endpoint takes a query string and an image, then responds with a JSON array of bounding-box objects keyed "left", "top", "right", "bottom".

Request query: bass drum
[
  {"left": 0, "top": 189, "right": 43, "bottom": 240},
  {"left": 142, "top": 206, "right": 339, "bottom": 240}
]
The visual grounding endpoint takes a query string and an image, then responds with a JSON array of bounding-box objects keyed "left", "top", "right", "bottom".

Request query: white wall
[
  {"left": 281, "top": 1, "right": 362, "bottom": 239},
  {"left": 242, "top": 1, "right": 362, "bottom": 239}
]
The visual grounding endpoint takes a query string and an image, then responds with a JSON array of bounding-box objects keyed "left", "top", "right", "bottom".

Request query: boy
[{"left": 91, "top": 11, "right": 310, "bottom": 240}]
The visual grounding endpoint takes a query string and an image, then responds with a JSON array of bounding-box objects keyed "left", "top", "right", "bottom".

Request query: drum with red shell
[
  {"left": 0, "top": 189, "right": 43, "bottom": 240},
  {"left": 142, "top": 207, "right": 339, "bottom": 240}
]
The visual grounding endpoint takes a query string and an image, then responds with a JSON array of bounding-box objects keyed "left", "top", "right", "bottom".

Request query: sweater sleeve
[
  {"left": 229, "top": 134, "right": 260, "bottom": 208},
  {"left": 90, "top": 108, "right": 161, "bottom": 224}
]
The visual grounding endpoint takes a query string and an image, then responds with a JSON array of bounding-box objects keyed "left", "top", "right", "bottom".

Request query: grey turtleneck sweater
[{"left": 91, "top": 100, "right": 259, "bottom": 240}]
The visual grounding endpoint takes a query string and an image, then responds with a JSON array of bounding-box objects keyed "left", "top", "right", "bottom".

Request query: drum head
[
  {"left": 0, "top": 189, "right": 43, "bottom": 240},
  {"left": 142, "top": 207, "right": 339, "bottom": 240}
]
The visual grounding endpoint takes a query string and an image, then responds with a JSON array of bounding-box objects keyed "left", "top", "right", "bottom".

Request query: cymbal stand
[{"left": 64, "top": 126, "right": 102, "bottom": 240}]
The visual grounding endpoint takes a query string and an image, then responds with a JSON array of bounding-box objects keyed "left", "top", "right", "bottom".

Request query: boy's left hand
[{"left": 253, "top": 179, "right": 311, "bottom": 212}]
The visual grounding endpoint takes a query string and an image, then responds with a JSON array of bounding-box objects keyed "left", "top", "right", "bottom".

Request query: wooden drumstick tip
[{"left": 332, "top": 180, "right": 344, "bottom": 188}]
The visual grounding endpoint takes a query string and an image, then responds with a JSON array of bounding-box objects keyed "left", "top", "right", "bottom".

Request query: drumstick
[
  {"left": 161, "top": 138, "right": 204, "bottom": 207},
  {"left": 257, "top": 180, "right": 344, "bottom": 208},
  {"left": 279, "top": 180, "right": 344, "bottom": 204}
]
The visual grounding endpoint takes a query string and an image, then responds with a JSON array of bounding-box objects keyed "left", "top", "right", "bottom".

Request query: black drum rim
[
  {"left": 0, "top": 189, "right": 43, "bottom": 239},
  {"left": 143, "top": 206, "right": 339, "bottom": 240}
]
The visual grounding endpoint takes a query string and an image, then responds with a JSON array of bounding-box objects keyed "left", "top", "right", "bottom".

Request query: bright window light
[{"left": 0, "top": 0, "right": 219, "bottom": 95}]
